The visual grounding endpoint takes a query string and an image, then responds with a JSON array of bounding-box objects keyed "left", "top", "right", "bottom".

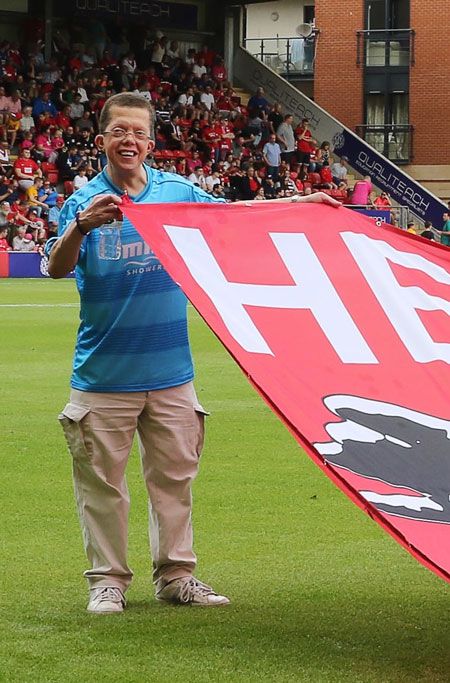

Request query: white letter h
[{"left": 164, "top": 226, "right": 377, "bottom": 363}]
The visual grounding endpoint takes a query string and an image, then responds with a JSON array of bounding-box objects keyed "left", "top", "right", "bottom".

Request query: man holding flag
[{"left": 48, "top": 92, "right": 338, "bottom": 613}]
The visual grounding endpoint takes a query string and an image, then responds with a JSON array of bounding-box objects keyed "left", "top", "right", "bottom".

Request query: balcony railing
[
  {"left": 355, "top": 124, "right": 414, "bottom": 163},
  {"left": 243, "top": 33, "right": 318, "bottom": 79},
  {"left": 356, "top": 29, "right": 415, "bottom": 67}
]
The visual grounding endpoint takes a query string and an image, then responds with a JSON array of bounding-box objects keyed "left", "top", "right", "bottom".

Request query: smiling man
[
  {"left": 48, "top": 92, "right": 230, "bottom": 614},
  {"left": 48, "top": 92, "right": 338, "bottom": 615}
]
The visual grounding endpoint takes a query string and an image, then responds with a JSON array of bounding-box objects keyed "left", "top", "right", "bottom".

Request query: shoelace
[
  {"left": 178, "top": 578, "right": 214, "bottom": 604},
  {"left": 95, "top": 587, "right": 124, "bottom": 604}
]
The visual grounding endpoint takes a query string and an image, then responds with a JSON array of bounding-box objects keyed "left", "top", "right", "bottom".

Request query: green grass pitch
[{"left": 1, "top": 279, "right": 449, "bottom": 683}]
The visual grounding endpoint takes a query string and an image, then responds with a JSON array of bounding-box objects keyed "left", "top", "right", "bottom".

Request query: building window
[
  {"left": 366, "top": 0, "right": 410, "bottom": 30},
  {"left": 304, "top": 5, "right": 315, "bottom": 25},
  {"left": 365, "top": 92, "right": 410, "bottom": 161}
]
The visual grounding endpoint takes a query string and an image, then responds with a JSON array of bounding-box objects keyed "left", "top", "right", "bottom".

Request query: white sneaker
[
  {"left": 156, "top": 577, "right": 230, "bottom": 606},
  {"left": 87, "top": 586, "right": 126, "bottom": 613}
]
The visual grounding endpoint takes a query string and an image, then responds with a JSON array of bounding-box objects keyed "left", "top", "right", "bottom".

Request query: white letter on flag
[
  {"left": 163, "top": 226, "right": 377, "bottom": 362},
  {"left": 343, "top": 232, "right": 450, "bottom": 363}
]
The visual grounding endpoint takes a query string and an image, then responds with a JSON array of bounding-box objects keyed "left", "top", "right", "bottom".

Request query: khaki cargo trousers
[{"left": 59, "top": 381, "right": 208, "bottom": 593}]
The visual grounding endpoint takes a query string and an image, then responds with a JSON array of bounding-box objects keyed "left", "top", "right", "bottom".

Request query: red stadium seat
[
  {"left": 331, "top": 189, "right": 348, "bottom": 202},
  {"left": 42, "top": 161, "right": 59, "bottom": 184},
  {"left": 64, "top": 180, "right": 73, "bottom": 196},
  {"left": 307, "top": 172, "right": 321, "bottom": 186}
]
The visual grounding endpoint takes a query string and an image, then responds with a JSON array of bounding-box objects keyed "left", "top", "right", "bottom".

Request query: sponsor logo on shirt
[{"left": 122, "top": 239, "right": 163, "bottom": 276}]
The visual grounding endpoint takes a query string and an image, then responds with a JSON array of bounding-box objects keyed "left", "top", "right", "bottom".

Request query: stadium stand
[{"left": 0, "top": 19, "right": 440, "bottom": 252}]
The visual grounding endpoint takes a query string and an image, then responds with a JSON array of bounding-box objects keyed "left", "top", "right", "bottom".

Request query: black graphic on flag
[{"left": 314, "top": 396, "right": 450, "bottom": 524}]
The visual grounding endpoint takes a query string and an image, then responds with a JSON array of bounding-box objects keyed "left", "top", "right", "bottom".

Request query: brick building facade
[
  {"left": 314, "top": 3, "right": 364, "bottom": 137},
  {"left": 314, "top": 0, "right": 450, "bottom": 167}
]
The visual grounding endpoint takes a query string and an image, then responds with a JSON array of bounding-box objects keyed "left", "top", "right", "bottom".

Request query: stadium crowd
[{"left": 0, "top": 17, "right": 443, "bottom": 253}]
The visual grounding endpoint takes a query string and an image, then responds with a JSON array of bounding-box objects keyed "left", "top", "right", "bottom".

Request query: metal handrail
[
  {"left": 344, "top": 203, "right": 410, "bottom": 230},
  {"left": 357, "top": 28, "right": 414, "bottom": 34},
  {"left": 355, "top": 124, "right": 414, "bottom": 164},
  {"left": 244, "top": 32, "right": 319, "bottom": 79},
  {"left": 356, "top": 28, "right": 415, "bottom": 67},
  {"left": 245, "top": 34, "right": 318, "bottom": 41}
]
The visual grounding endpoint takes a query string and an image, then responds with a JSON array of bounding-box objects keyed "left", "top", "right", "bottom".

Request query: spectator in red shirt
[
  {"left": 296, "top": 118, "right": 316, "bottom": 176},
  {"left": 144, "top": 65, "right": 160, "bottom": 91},
  {"left": 8, "top": 43, "right": 23, "bottom": 69},
  {"left": 100, "top": 49, "right": 118, "bottom": 69},
  {"left": 215, "top": 116, "right": 234, "bottom": 160},
  {"left": 10, "top": 197, "right": 34, "bottom": 228},
  {"left": 0, "top": 225, "right": 11, "bottom": 251},
  {"left": 374, "top": 191, "right": 392, "bottom": 207},
  {"left": 211, "top": 57, "right": 227, "bottom": 83},
  {"left": 34, "top": 110, "right": 56, "bottom": 134},
  {"left": 96, "top": 88, "right": 114, "bottom": 113},
  {"left": 195, "top": 44, "right": 216, "bottom": 68},
  {"left": 14, "top": 148, "right": 41, "bottom": 191},
  {"left": 3, "top": 57, "right": 17, "bottom": 82},
  {"left": 216, "top": 88, "right": 238, "bottom": 116},
  {"left": 56, "top": 105, "right": 72, "bottom": 130},
  {"left": 69, "top": 52, "right": 82, "bottom": 71},
  {"left": 202, "top": 120, "right": 221, "bottom": 163},
  {"left": 319, "top": 160, "right": 337, "bottom": 189},
  {"left": 176, "top": 157, "right": 187, "bottom": 177}
]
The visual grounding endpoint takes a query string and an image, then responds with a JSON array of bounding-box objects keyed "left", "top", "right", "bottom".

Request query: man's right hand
[
  {"left": 48, "top": 193, "right": 123, "bottom": 278},
  {"left": 76, "top": 193, "right": 123, "bottom": 233}
]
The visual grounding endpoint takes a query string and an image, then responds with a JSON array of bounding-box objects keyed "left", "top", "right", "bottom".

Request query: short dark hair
[{"left": 99, "top": 92, "right": 154, "bottom": 138}]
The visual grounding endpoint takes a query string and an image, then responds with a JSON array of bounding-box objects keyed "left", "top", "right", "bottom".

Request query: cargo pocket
[
  {"left": 58, "top": 402, "right": 92, "bottom": 462},
  {"left": 194, "top": 403, "right": 210, "bottom": 459}
]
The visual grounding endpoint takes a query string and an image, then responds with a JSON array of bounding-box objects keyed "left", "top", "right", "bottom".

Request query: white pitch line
[
  {"left": 0, "top": 303, "right": 78, "bottom": 308},
  {"left": 1, "top": 302, "right": 192, "bottom": 308}
]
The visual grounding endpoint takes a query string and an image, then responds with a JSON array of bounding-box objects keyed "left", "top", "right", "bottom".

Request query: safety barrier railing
[
  {"left": 355, "top": 124, "right": 414, "bottom": 164},
  {"left": 243, "top": 33, "right": 318, "bottom": 80},
  {"left": 356, "top": 29, "right": 415, "bottom": 68},
  {"left": 344, "top": 203, "right": 410, "bottom": 230}
]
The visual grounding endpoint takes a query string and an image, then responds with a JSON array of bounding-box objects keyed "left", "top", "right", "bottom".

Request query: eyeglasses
[{"left": 103, "top": 127, "right": 151, "bottom": 141}]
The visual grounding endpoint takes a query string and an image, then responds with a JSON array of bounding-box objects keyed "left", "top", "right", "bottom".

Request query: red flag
[{"left": 122, "top": 200, "right": 450, "bottom": 582}]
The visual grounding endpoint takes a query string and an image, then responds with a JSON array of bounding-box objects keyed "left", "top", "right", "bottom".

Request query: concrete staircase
[
  {"left": 233, "top": 85, "right": 359, "bottom": 188},
  {"left": 233, "top": 86, "right": 250, "bottom": 106},
  {"left": 405, "top": 165, "right": 450, "bottom": 205}
]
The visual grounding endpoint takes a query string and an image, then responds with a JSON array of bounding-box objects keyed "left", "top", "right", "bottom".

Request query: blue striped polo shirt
[{"left": 58, "top": 164, "right": 224, "bottom": 392}]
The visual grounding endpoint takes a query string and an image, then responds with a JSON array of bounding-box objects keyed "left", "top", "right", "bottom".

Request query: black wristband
[{"left": 75, "top": 211, "right": 89, "bottom": 236}]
